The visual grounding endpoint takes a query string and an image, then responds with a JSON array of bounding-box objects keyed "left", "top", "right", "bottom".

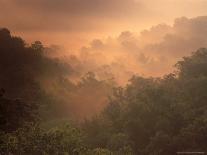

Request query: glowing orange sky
[
  {"left": 1, "top": 0, "right": 207, "bottom": 50},
  {"left": 1, "top": 0, "right": 207, "bottom": 82}
]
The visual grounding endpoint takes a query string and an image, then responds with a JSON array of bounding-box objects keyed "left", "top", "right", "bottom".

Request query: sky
[
  {"left": 1, "top": 0, "right": 207, "bottom": 83},
  {"left": 1, "top": 0, "right": 207, "bottom": 48}
]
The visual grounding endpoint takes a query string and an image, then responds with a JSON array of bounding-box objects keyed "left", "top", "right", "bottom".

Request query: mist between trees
[{"left": 1, "top": 28, "right": 207, "bottom": 154}]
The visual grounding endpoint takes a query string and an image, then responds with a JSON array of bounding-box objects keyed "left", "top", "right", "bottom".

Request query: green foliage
[
  {"left": 83, "top": 48, "right": 207, "bottom": 154},
  {"left": 176, "top": 48, "right": 207, "bottom": 78},
  {"left": 0, "top": 124, "right": 84, "bottom": 155},
  {"left": 2, "top": 28, "right": 207, "bottom": 154},
  {"left": 0, "top": 91, "right": 38, "bottom": 133}
]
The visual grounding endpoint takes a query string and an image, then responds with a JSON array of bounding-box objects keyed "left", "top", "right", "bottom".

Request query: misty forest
[{"left": 1, "top": 26, "right": 207, "bottom": 155}]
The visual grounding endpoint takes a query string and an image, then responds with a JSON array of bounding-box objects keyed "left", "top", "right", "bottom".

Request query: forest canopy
[{"left": 1, "top": 28, "right": 207, "bottom": 154}]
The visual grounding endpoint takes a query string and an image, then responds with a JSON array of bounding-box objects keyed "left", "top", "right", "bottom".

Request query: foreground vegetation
[{"left": 1, "top": 28, "right": 207, "bottom": 154}]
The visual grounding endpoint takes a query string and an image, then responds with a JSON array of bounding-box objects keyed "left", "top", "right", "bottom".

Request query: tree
[
  {"left": 82, "top": 48, "right": 207, "bottom": 154},
  {"left": 0, "top": 90, "right": 38, "bottom": 133}
]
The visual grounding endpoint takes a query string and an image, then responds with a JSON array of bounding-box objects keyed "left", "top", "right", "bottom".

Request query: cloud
[
  {"left": 1, "top": 0, "right": 141, "bottom": 32},
  {"left": 2, "top": 0, "right": 207, "bottom": 34},
  {"left": 12, "top": 0, "right": 140, "bottom": 16},
  {"left": 71, "top": 16, "right": 207, "bottom": 84},
  {"left": 1, "top": 0, "right": 207, "bottom": 51},
  {"left": 1, "top": 0, "right": 207, "bottom": 84}
]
